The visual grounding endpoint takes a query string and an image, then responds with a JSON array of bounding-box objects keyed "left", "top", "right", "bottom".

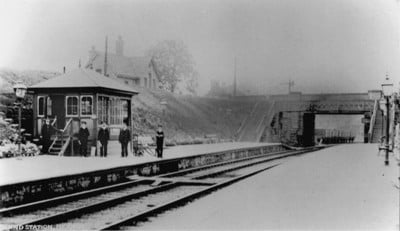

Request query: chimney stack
[
  {"left": 88, "top": 46, "right": 96, "bottom": 69},
  {"left": 116, "top": 35, "right": 124, "bottom": 56}
]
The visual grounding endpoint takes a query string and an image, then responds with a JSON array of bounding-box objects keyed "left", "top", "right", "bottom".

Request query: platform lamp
[
  {"left": 13, "top": 81, "right": 27, "bottom": 160},
  {"left": 381, "top": 79, "right": 394, "bottom": 166}
]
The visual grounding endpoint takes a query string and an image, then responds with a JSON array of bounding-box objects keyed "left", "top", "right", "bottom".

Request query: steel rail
[
  {"left": 6, "top": 147, "right": 320, "bottom": 230},
  {"left": 159, "top": 147, "right": 317, "bottom": 178},
  {"left": 192, "top": 148, "right": 314, "bottom": 179},
  {"left": 99, "top": 163, "right": 280, "bottom": 230},
  {"left": 1, "top": 147, "right": 301, "bottom": 216},
  {"left": 10, "top": 182, "right": 178, "bottom": 230}
]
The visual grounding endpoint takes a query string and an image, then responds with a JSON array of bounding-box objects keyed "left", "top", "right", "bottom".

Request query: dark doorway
[
  {"left": 51, "top": 95, "right": 65, "bottom": 129},
  {"left": 302, "top": 113, "right": 315, "bottom": 146},
  {"left": 122, "top": 99, "right": 131, "bottom": 126}
]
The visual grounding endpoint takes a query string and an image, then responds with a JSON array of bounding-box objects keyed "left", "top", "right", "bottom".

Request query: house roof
[
  {"left": 29, "top": 68, "right": 138, "bottom": 95},
  {"left": 86, "top": 50, "right": 151, "bottom": 79}
]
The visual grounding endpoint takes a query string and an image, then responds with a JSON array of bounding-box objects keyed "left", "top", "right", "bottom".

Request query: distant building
[{"left": 85, "top": 36, "right": 161, "bottom": 89}]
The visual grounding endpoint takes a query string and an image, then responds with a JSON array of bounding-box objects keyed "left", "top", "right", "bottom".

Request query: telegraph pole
[
  {"left": 288, "top": 80, "right": 294, "bottom": 94},
  {"left": 233, "top": 57, "right": 237, "bottom": 97},
  {"left": 104, "top": 36, "right": 108, "bottom": 76},
  {"left": 282, "top": 79, "right": 294, "bottom": 94}
]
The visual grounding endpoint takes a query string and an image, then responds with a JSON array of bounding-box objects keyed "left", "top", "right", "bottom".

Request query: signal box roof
[{"left": 29, "top": 68, "right": 138, "bottom": 95}]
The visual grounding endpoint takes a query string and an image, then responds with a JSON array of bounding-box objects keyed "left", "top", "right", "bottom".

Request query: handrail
[
  {"left": 48, "top": 116, "right": 59, "bottom": 153},
  {"left": 58, "top": 118, "right": 73, "bottom": 156},
  {"left": 256, "top": 101, "right": 275, "bottom": 132},
  {"left": 368, "top": 99, "right": 378, "bottom": 143},
  {"left": 58, "top": 136, "right": 71, "bottom": 156},
  {"left": 51, "top": 116, "right": 57, "bottom": 126},
  {"left": 255, "top": 101, "right": 276, "bottom": 142},
  {"left": 47, "top": 118, "right": 73, "bottom": 156},
  {"left": 61, "top": 118, "right": 73, "bottom": 133},
  {"left": 235, "top": 101, "right": 260, "bottom": 141},
  {"left": 48, "top": 136, "right": 58, "bottom": 154}
]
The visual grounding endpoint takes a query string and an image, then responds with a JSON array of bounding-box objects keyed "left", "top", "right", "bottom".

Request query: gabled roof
[
  {"left": 129, "top": 56, "right": 151, "bottom": 77},
  {"left": 86, "top": 50, "right": 151, "bottom": 79},
  {"left": 29, "top": 68, "right": 138, "bottom": 95}
]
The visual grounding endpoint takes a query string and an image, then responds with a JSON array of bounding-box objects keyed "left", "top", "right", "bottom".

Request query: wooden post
[
  {"left": 70, "top": 119, "right": 74, "bottom": 156},
  {"left": 130, "top": 97, "right": 133, "bottom": 154},
  {"left": 17, "top": 103, "right": 22, "bottom": 158},
  {"left": 32, "top": 94, "right": 37, "bottom": 137},
  {"left": 93, "top": 93, "right": 98, "bottom": 156},
  {"left": 61, "top": 130, "right": 64, "bottom": 147}
]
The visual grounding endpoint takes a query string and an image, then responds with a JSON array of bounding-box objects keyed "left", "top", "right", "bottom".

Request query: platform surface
[
  {"left": 0, "top": 142, "right": 280, "bottom": 186},
  {"left": 140, "top": 143, "right": 399, "bottom": 230}
]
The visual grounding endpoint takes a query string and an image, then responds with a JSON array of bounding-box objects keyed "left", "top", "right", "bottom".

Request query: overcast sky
[{"left": 1, "top": 0, "right": 399, "bottom": 95}]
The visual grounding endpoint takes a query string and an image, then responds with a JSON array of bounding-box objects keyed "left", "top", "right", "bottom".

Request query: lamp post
[
  {"left": 382, "top": 80, "right": 394, "bottom": 166},
  {"left": 13, "top": 81, "right": 27, "bottom": 160}
]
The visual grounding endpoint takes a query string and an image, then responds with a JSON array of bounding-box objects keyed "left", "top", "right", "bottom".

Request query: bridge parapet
[
  {"left": 275, "top": 100, "right": 374, "bottom": 114},
  {"left": 262, "top": 93, "right": 376, "bottom": 145},
  {"left": 268, "top": 92, "right": 377, "bottom": 102}
]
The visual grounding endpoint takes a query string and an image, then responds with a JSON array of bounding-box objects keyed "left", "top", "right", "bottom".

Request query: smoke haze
[{"left": 1, "top": 0, "right": 399, "bottom": 95}]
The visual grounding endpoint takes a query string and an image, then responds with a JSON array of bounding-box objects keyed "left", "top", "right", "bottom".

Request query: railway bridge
[{"left": 236, "top": 91, "right": 383, "bottom": 146}]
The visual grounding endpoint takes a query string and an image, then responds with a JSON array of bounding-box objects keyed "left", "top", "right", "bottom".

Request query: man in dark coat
[
  {"left": 119, "top": 122, "right": 130, "bottom": 157},
  {"left": 40, "top": 118, "right": 58, "bottom": 154},
  {"left": 97, "top": 121, "right": 110, "bottom": 157},
  {"left": 155, "top": 125, "right": 164, "bottom": 158},
  {"left": 78, "top": 121, "right": 90, "bottom": 157}
]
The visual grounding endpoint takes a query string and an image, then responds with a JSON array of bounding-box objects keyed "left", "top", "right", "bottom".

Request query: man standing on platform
[
  {"left": 78, "top": 121, "right": 90, "bottom": 157},
  {"left": 119, "top": 122, "right": 130, "bottom": 157},
  {"left": 40, "top": 118, "right": 58, "bottom": 154},
  {"left": 156, "top": 125, "right": 164, "bottom": 158},
  {"left": 97, "top": 121, "right": 109, "bottom": 157}
]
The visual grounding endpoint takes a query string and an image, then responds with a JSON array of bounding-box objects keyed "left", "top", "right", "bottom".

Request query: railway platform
[
  {"left": 140, "top": 143, "right": 399, "bottom": 230},
  {"left": 0, "top": 142, "right": 284, "bottom": 208}
]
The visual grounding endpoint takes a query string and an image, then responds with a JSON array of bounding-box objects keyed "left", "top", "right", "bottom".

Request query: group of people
[
  {"left": 99, "top": 122, "right": 164, "bottom": 158},
  {"left": 116, "top": 122, "right": 164, "bottom": 158},
  {"left": 40, "top": 118, "right": 164, "bottom": 158}
]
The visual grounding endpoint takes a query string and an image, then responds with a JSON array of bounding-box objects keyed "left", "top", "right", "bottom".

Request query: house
[
  {"left": 28, "top": 68, "right": 138, "bottom": 155},
  {"left": 85, "top": 36, "right": 160, "bottom": 89}
]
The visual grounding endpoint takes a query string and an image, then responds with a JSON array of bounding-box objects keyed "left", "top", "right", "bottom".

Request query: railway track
[{"left": 0, "top": 146, "right": 321, "bottom": 230}]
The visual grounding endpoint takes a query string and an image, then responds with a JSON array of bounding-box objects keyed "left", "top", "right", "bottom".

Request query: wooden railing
[
  {"left": 255, "top": 101, "right": 276, "bottom": 142},
  {"left": 368, "top": 100, "right": 378, "bottom": 143},
  {"left": 48, "top": 118, "right": 73, "bottom": 156},
  {"left": 58, "top": 118, "right": 73, "bottom": 156},
  {"left": 48, "top": 116, "right": 58, "bottom": 154},
  {"left": 235, "top": 101, "right": 260, "bottom": 141},
  {"left": 59, "top": 136, "right": 71, "bottom": 156},
  {"left": 51, "top": 116, "right": 57, "bottom": 126}
]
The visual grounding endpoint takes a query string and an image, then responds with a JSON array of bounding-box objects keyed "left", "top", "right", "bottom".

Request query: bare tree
[{"left": 148, "top": 40, "right": 197, "bottom": 93}]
